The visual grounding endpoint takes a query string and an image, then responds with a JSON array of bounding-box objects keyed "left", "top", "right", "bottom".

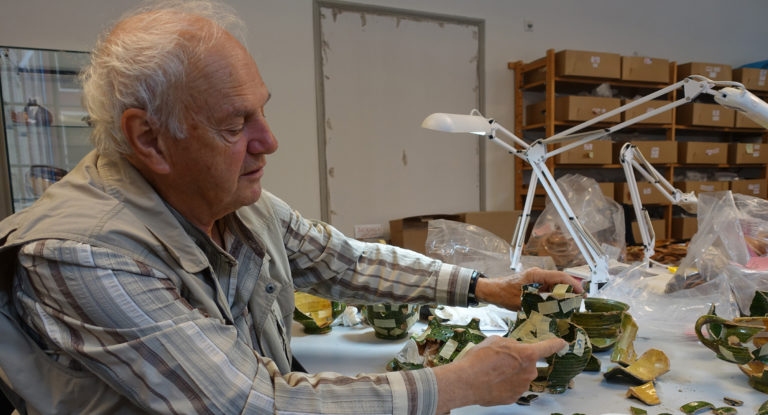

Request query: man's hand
[
  {"left": 432, "top": 335, "right": 566, "bottom": 413},
  {"left": 474, "top": 267, "right": 583, "bottom": 311}
]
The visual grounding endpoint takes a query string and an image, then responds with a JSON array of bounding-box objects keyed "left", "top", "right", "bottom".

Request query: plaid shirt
[{"left": 13, "top": 188, "right": 473, "bottom": 414}]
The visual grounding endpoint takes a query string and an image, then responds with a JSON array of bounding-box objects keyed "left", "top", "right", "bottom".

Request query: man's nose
[{"left": 247, "top": 122, "right": 278, "bottom": 154}]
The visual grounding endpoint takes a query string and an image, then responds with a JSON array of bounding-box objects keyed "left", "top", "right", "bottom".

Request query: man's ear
[{"left": 121, "top": 108, "right": 171, "bottom": 174}]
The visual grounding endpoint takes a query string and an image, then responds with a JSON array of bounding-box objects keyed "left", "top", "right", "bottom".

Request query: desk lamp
[{"left": 422, "top": 76, "right": 768, "bottom": 295}]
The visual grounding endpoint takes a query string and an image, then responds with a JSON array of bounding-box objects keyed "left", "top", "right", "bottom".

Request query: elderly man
[{"left": 0, "top": 1, "right": 581, "bottom": 414}]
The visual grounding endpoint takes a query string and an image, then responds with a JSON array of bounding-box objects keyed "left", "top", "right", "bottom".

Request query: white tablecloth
[{"left": 291, "top": 315, "right": 768, "bottom": 414}]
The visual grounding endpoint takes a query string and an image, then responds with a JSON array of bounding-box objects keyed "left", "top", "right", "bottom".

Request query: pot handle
[{"left": 695, "top": 314, "right": 725, "bottom": 353}]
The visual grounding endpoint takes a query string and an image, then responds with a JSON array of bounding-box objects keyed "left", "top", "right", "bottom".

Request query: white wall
[{"left": 2, "top": 0, "right": 766, "bottom": 221}]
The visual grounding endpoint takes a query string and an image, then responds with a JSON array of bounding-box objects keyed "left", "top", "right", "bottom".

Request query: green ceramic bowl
[{"left": 571, "top": 297, "right": 630, "bottom": 352}]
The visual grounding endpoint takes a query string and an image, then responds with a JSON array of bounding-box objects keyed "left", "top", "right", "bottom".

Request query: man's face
[{"left": 162, "top": 33, "right": 278, "bottom": 221}]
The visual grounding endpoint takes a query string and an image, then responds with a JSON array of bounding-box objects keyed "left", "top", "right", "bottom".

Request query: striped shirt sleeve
[
  {"left": 271, "top": 196, "right": 475, "bottom": 307},
  {"left": 13, "top": 239, "right": 440, "bottom": 414}
]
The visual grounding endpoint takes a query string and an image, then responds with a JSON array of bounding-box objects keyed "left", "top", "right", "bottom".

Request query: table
[{"left": 291, "top": 315, "right": 768, "bottom": 414}]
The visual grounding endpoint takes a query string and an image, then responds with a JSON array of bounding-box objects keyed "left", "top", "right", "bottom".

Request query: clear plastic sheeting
[{"left": 523, "top": 174, "right": 625, "bottom": 268}]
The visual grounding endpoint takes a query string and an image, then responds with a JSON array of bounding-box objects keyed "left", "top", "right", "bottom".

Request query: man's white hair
[{"left": 80, "top": 0, "right": 246, "bottom": 158}]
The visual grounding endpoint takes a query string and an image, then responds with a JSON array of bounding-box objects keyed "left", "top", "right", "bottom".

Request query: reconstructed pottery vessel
[
  {"left": 519, "top": 283, "right": 583, "bottom": 320},
  {"left": 362, "top": 303, "right": 420, "bottom": 340},
  {"left": 293, "top": 292, "right": 346, "bottom": 334},
  {"left": 507, "top": 310, "right": 592, "bottom": 394},
  {"left": 695, "top": 314, "right": 768, "bottom": 393}
]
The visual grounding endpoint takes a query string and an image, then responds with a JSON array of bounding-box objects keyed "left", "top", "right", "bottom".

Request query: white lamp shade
[{"left": 421, "top": 113, "right": 492, "bottom": 135}]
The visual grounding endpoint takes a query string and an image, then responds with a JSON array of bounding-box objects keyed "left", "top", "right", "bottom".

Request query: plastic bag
[
  {"left": 425, "top": 219, "right": 556, "bottom": 278},
  {"left": 666, "top": 192, "right": 768, "bottom": 289},
  {"left": 598, "top": 262, "right": 735, "bottom": 338},
  {"left": 523, "top": 174, "right": 625, "bottom": 268},
  {"left": 664, "top": 191, "right": 768, "bottom": 316},
  {"left": 425, "top": 219, "right": 512, "bottom": 278}
]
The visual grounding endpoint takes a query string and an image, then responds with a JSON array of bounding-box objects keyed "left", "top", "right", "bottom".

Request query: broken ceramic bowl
[
  {"left": 362, "top": 303, "right": 420, "bottom": 340},
  {"left": 387, "top": 317, "right": 486, "bottom": 371},
  {"left": 293, "top": 292, "right": 346, "bottom": 334}
]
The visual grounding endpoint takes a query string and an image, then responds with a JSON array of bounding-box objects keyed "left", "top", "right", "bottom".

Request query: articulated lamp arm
[{"left": 618, "top": 143, "right": 698, "bottom": 264}]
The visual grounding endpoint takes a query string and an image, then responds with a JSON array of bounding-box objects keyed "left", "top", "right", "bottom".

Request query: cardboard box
[
  {"left": 674, "top": 181, "right": 729, "bottom": 194},
  {"left": 598, "top": 182, "right": 614, "bottom": 200},
  {"left": 525, "top": 100, "right": 548, "bottom": 125},
  {"left": 678, "top": 142, "right": 728, "bottom": 164},
  {"left": 614, "top": 140, "right": 677, "bottom": 164},
  {"left": 526, "top": 96, "right": 621, "bottom": 125},
  {"left": 735, "top": 112, "right": 763, "bottom": 129},
  {"left": 730, "top": 143, "right": 768, "bottom": 164},
  {"left": 677, "top": 62, "right": 732, "bottom": 82},
  {"left": 631, "top": 218, "right": 666, "bottom": 242},
  {"left": 730, "top": 179, "right": 767, "bottom": 198},
  {"left": 733, "top": 68, "right": 768, "bottom": 92},
  {"left": 676, "top": 103, "right": 735, "bottom": 127},
  {"left": 621, "top": 56, "right": 670, "bottom": 83},
  {"left": 555, "top": 50, "right": 621, "bottom": 79},
  {"left": 554, "top": 140, "right": 613, "bottom": 164},
  {"left": 457, "top": 211, "right": 521, "bottom": 243},
  {"left": 616, "top": 182, "right": 670, "bottom": 205},
  {"left": 671, "top": 217, "right": 698, "bottom": 240},
  {"left": 621, "top": 99, "right": 673, "bottom": 125},
  {"left": 389, "top": 214, "right": 459, "bottom": 254}
]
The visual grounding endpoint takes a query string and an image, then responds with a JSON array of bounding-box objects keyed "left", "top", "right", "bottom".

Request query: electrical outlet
[{"left": 524, "top": 19, "right": 534, "bottom": 32}]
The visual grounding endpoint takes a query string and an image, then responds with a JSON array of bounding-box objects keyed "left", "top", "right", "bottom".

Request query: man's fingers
[
  {"left": 528, "top": 268, "right": 584, "bottom": 294},
  {"left": 528, "top": 337, "right": 568, "bottom": 359}
]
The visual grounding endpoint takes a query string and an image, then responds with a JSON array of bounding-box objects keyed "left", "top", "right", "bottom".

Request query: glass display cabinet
[{"left": 0, "top": 46, "right": 92, "bottom": 219}]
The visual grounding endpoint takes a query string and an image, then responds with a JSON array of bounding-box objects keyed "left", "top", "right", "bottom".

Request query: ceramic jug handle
[{"left": 695, "top": 314, "right": 724, "bottom": 353}]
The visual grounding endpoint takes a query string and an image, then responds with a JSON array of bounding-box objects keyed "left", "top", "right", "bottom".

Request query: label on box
[
  {"left": 590, "top": 55, "right": 600, "bottom": 68},
  {"left": 591, "top": 107, "right": 607, "bottom": 115},
  {"left": 701, "top": 185, "right": 715, "bottom": 191},
  {"left": 644, "top": 57, "right": 652, "bottom": 64},
  {"left": 750, "top": 184, "right": 761, "bottom": 194},
  {"left": 642, "top": 188, "right": 651, "bottom": 195},
  {"left": 712, "top": 109, "right": 720, "bottom": 121},
  {"left": 761, "top": 70, "right": 767, "bottom": 86},
  {"left": 650, "top": 147, "right": 660, "bottom": 158},
  {"left": 705, "top": 148, "right": 720, "bottom": 156},
  {"left": 706, "top": 65, "right": 721, "bottom": 78},
  {"left": 584, "top": 143, "right": 593, "bottom": 150}
]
